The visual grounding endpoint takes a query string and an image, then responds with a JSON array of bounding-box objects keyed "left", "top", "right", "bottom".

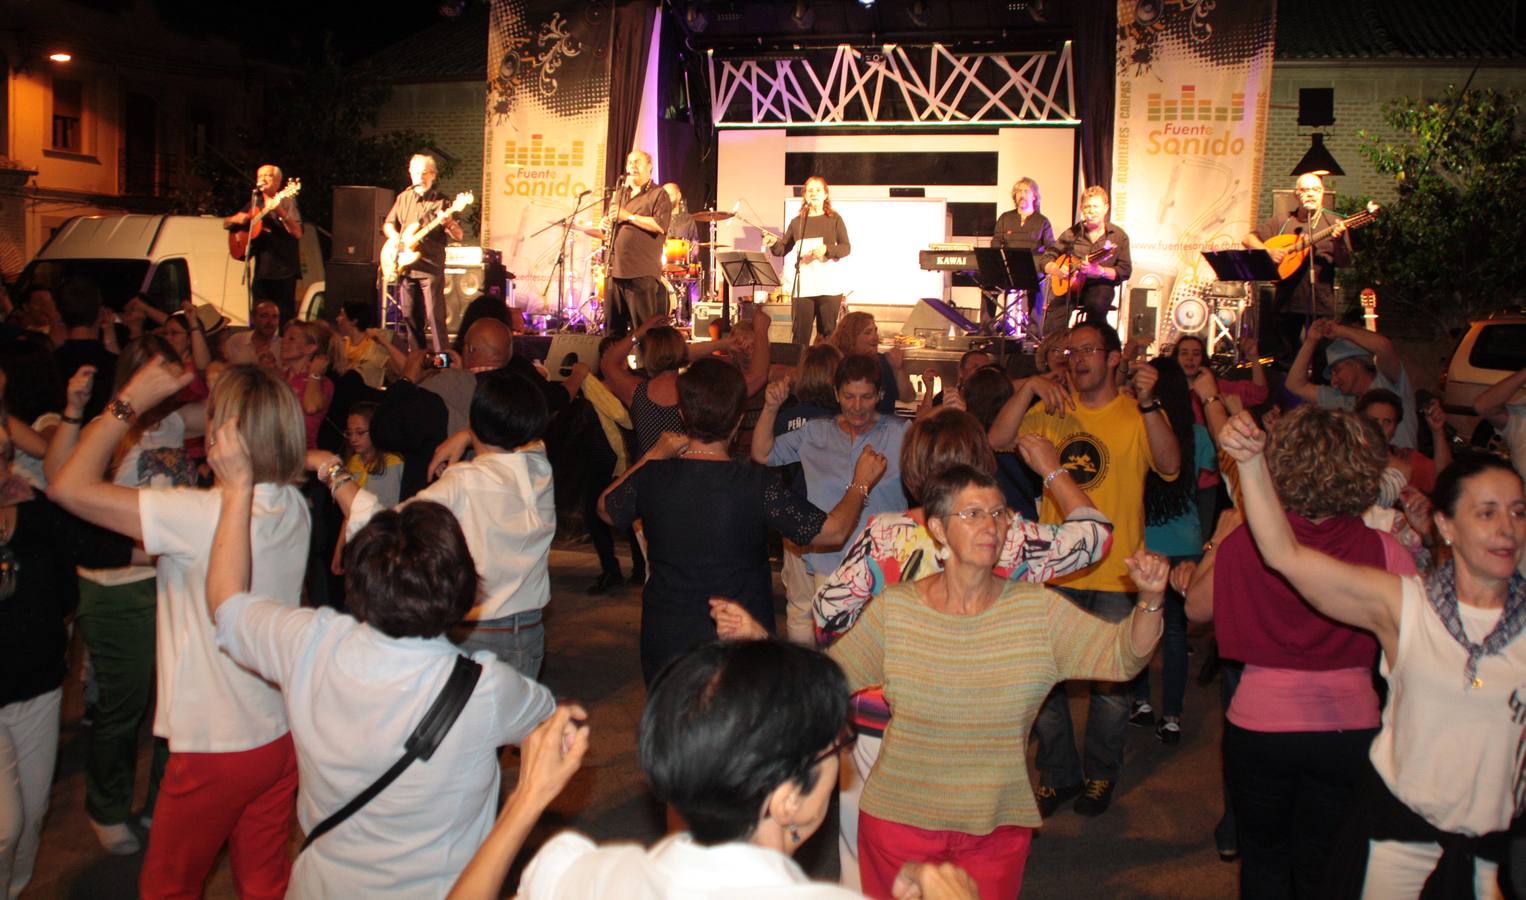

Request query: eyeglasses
[
  {"left": 948, "top": 506, "right": 1012, "bottom": 525},
  {"left": 1064, "top": 345, "right": 1107, "bottom": 358},
  {"left": 812, "top": 729, "right": 857, "bottom": 766}
]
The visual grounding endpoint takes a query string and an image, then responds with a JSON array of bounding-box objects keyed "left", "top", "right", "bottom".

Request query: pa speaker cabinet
[
  {"left": 332, "top": 186, "right": 394, "bottom": 264},
  {"left": 324, "top": 262, "right": 380, "bottom": 319}
]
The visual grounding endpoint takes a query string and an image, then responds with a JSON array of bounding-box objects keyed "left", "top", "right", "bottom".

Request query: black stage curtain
[
  {"left": 1074, "top": 0, "right": 1118, "bottom": 194},
  {"left": 656, "top": 12, "right": 710, "bottom": 207},
  {"left": 603, "top": 0, "right": 659, "bottom": 190}
]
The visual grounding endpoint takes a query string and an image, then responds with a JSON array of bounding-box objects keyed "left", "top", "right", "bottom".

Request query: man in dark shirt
[
  {"left": 990, "top": 177, "right": 1055, "bottom": 334},
  {"left": 604, "top": 150, "right": 671, "bottom": 337},
  {"left": 1242, "top": 173, "right": 1351, "bottom": 360},
  {"left": 224, "top": 164, "right": 303, "bottom": 324},
  {"left": 1041, "top": 186, "right": 1132, "bottom": 334},
  {"left": 384, "top": 154, "right": 464, "bottom": 353},
  {"left": 53, "top": 279, "right": 117, "bottom": 419}
]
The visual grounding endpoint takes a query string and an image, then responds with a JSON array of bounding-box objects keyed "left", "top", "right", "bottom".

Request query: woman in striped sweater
[{"left": 827, "top": 464, "right": 1166, "bottom": 899}]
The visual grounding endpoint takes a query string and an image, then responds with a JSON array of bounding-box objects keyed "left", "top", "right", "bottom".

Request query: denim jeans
[
  {"left": 1223, "top": 722, "right": 1377, "bottom": 900},
  {"left": 1131, "top": 553, "right": 1196, "bottom": 718},
  {"left": 1033, "top": 587, "right": 1134, "bottom": 786},
  {"left": 455, "top": 610, "right": 545, "bottom": 680}
]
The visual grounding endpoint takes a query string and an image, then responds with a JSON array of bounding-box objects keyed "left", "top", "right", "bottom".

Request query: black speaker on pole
[{"left": 332, "top": 186, "right": 394, "bottom": 264}]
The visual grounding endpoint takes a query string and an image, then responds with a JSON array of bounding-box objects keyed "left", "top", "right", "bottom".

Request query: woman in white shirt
[
  {"left": 1221, "top": 413, "right": 1526, "bottom": 899},
  {"left": 204, "top": 423, "right": 556, "bottom": 898},
  {"left": 49, "top": 359, "right": 307, "bottom": 898}
]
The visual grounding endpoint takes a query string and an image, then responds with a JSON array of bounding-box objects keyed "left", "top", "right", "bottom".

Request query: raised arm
[
  {"left": 751, "top": 378, "right": 790, "bottom": 464},
  {"left": 1474, "top": 364, "right": 1526, "bottom": 425},
  {"left": 600, "top": 315, "right": 666, "bottom": 408},
  {"left": 205, "top": 420, "right": 255, "bottom": 618},
  {"left": 183, "top": 299, "right": 212, "bottom": 372},
  {"left": 1424, "top": 399, "right": 1452, "bottom": 473},
  {"left": 47, "top": 357, "right": 192, "bottom": 539},
  {"left": 1283, "top": 318, "right": 1332, "bottom": 403},
  {"left": 1014, "top": 432, "right": 1089, "bottom": 517},
  {"left": 1329, "top": 322, "right": 1401, "bottom": 383},
  {"left": 742, "top": 308, "right": 772, "bottom": 396},
  {"left": 808, "top": 445, "right": 886, "bottom": 548},
  {"left": 1218, "top": 411, "right": 1401, "bottom": 656},
  {"left": 988, "top": 376, "right": 1072, "bottom": 450},
  {"left": 1133, "top": 365, "right": 1181, "bottom": 476}
]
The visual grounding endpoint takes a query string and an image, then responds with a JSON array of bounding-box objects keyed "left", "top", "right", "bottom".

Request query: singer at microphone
[
  {"left": 602, "top": 149, "right": 672, "bottom": 337},
  {"left": 762, "top": 175, "right": 850, "bottom": 347},
  {"left": 223, "top": 162, "right": 303, "bottom": 323}
]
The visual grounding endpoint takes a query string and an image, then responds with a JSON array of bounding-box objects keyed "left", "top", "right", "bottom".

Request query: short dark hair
[
  {"left": 1431, "top": 453, "right": 1524, "bottom": 519},
  {"left": 470, "top": 371, "right": 549, "bottom": 449},
  {"left": 1355, "top": 388, "right": 1404, "bottom": 424},
  {"left": 833, "top": 353, "right": 881, "bottom": 391},
  {"left": 345, "top": 501, "right": 478, "bottom": 639},
  {"left": 57, "top": 279, "right": 103, "bottom": 328},
  {"left": 341, "top": 299, "right": 377, "bottom": 330},
  {"left": 960, "top": 367, "right": 1014, "bottom": 429},
  {"left": 640, "top": 641, "right": 848, "bottom": 845},
  {"left": 678, "top": 357, "right": 747, "bottom": 443},
  {"left": 922, "top": 463, "right": 1001, "bottom": 520},
  {"left": 1071, "top": 321, "right": 1122, "bottom": 355}
]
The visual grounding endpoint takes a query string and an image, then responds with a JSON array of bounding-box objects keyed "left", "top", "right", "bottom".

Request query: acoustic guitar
[
  {"left": 1048, "top": 242, "right": 1115, "bottom": 297},
  {"left": 228, "top": 180, "right": 301, "bottom": 261},
  {"left": 1262, "top": 201, "right": 1380, "bottom": 281},
  {"left": 380, "top": 191, "right": 474, "bottom": 284}
]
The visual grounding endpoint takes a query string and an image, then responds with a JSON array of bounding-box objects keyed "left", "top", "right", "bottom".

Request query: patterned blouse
[{"left": 814, "top": 506, "right": 1113, "bottom": 735}]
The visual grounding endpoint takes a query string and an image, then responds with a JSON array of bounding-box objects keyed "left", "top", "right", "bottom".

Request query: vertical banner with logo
[
  {"left": 486, "top": 0, "right": 612, "bottom": 319},
  {"left": 1111, "top": 1, "right": 1276, "bottom": 349}
]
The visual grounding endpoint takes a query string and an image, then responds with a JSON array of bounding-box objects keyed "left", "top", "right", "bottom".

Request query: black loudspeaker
[
  {"left": 444, "top": 247, "right": 511, "bottom": 333},
  {"left": 324, "top": 262, "right": 380, "bottom": 319},
  {"left": 332, "top": 186, "right": 394, "bottom": 263},
  {"left": 1297, "top": 88, "right": 1335, "bottom": 128}
]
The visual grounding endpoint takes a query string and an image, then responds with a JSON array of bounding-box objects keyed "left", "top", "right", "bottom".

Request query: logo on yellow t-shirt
[{"left": 1058, "top": 433, "right": 1109, "bottom": 490}]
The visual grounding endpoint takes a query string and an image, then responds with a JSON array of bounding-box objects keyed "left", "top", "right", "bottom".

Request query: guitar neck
[{"left": 1306, "top": 210, "right": 1373, "bottom": 246}]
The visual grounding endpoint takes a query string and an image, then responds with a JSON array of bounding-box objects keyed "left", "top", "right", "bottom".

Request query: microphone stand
[
  {"left": 536, "top": 191, "right": 597, "bottom": 329},
  {"left": 790, "top": 206, "right": 808, "bottom": 313}
]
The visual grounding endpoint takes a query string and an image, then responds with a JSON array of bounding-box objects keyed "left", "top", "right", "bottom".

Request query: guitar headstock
[
  {"left": 451, "top": 191, "right": 475, "bottom": 214},
  {"left": 1360, "top": 287, "right": 1377, "bottom": 311},
  {"left": 1365, "top": 200, "right": 1380, "bottom": 215},
  {"left": 280, "top": 179, "right": 302, "bottom": 199}
]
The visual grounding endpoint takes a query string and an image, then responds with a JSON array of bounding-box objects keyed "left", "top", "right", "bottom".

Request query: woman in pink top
[
  {"left": 279, "top": 321, "right": 335, "bottom": 450},
  {"left": 1184, "top": 405, "right": 1414, "bottom": 900}
]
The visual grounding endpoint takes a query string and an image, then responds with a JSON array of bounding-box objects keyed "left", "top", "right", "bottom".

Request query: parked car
[
  {"left": 16, "top": 214, "right": 324, "bottom": 326},
  {"left": 1440, "top": 309, "right": 1526, "bottom": 448}
]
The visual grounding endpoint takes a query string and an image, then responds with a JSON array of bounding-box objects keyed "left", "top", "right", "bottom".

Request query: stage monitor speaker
[
  {"left": 332, "top": 186, "right": 394, "bottom": 264},
  {"left": 323, "top": 262, "right": 380, "bottom": 322},
  {"left": 543, "top": 333, "right": 603, "bottom": 382},
  {"left": 899, "top": 298, "right": 979, "bottom": 337}
]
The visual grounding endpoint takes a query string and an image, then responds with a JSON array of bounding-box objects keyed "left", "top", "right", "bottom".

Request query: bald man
[
  {"left": 225, "top": 163, "right": 303, "bottom": 323},
  {"left": 1243, "top": 173, "right": 1350, "bottom": 358}
]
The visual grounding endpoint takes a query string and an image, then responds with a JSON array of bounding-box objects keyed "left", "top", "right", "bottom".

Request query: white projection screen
[{"left": 781, "top": 197, "right": 944, "bottom": 306}]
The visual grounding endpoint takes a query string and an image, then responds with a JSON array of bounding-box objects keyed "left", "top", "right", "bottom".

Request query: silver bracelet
[{"left": 1042, "top": 467, "right": 1067, "bottom": 490}]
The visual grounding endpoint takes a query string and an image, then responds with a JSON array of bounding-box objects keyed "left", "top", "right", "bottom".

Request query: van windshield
[
  {"left": 1469, "top": 324, "right": 1526, "bottom": 373},
  {"left": 18, "top": 259, "right": 150, "bottom": 311}
]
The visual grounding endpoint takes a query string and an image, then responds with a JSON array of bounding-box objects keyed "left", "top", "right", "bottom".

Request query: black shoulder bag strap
[{"left": 299, "top": 654, "right": 483, "bottom": 852}]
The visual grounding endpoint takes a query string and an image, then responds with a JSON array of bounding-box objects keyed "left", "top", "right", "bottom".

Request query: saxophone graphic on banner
[{"left": 1110, "top": 0, "right": 1277, "bottom": 349}]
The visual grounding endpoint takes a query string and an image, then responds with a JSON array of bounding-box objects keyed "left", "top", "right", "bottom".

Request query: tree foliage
[
  {"left": 1347, "top": 87, "right": 1526, "bottom": 337},
  {"left": 170, "top": 39, "right": 455, "bottom": 255}
]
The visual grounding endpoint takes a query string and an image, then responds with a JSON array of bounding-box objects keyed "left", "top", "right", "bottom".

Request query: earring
[
  {"left": 787, "top": 824, "right": 801, "bottom": 844},
  {"left": 934, "top": 544, "right": 950, "bottom": 561}
]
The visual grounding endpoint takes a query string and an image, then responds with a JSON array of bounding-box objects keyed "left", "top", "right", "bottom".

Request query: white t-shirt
[
  {"left": 214, "top": 593, "right": 555, "bottom": 899},
  {"left": 1369, "top": 576, "right": 1526, "bottom": 835},
  {"left": 520, "top": 832, "right": 863, "bottom": 899},
  {"left": 348, "top": 446, "right": 555, "bottom": 621},
  {"left": 139, "top": 482, "right": 309, "bottom": 752},
  {"left": 80, "top": 411, "right": 188, "bottom": 587}
]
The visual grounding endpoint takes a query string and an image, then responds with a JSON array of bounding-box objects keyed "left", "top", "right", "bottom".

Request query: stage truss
[{"left": 707, "top": 42, "right": 1076, "bottom": 127}]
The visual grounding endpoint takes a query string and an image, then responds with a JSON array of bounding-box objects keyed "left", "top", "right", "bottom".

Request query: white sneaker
[{"left": 89, "top": 818, "right": 141, "bottom": 855}]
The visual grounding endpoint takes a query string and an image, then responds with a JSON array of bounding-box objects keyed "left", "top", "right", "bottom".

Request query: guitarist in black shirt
[{"left": 383, "top": 154, "right": 464, "bottom": 352}]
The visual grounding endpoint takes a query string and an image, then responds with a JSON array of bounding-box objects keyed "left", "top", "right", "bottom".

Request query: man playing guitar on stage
[
  {"left": 1041, "top": 186, "right": 1132, "bottom": 334},
  {"left": 384, "top": 153, "right": 464, "bottom": 352},
  {"left": 224, "top": 164, "right": 303, "bottom": 324},
  {"left": 1242, "top": 173, "right": 1350, "bottom": 359}
]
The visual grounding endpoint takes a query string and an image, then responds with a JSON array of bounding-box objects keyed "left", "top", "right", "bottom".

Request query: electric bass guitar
[
  {"left": 227, "top": 180, "right": 301, "bottom": 261},
  {"left": 1048, "top": 241, "right": 1115, "bottom": 297},
  {"left": 380, "top": 191, "right": 474, "bottom": 284},
  {"left": 1262, "top": 201, "right": 1380, "bottom": 281}
]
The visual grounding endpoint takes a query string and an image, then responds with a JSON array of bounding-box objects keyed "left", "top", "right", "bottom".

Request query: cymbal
[
  {"left": 570, "top": 223, "right": 607, "bottom": 239},
  {"left": 695, "top": 241, "right": 731, "bottom": 248},
  {"left": 691, "top": 210, "right": 735, "bottom": 222}
]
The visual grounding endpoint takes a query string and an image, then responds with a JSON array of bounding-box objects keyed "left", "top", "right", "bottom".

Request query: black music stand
[
  {"left": 717, "top": 250, "right": 781, "bottom": 327},
  {"left": 973, "top": 248, "right": 1041, "bottom": 343},
  {"left": 1202, "top": 249, "right": 1280, "bottom": 283}
]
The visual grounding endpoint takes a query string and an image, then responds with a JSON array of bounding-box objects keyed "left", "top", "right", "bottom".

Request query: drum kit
[{"left": 556, "top": 208, "right": 738, "bottom": 331}]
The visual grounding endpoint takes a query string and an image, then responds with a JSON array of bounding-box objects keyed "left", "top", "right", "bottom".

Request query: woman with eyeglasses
[{"left": 825, "top": 464, "right": 1164, "bottom": 898}]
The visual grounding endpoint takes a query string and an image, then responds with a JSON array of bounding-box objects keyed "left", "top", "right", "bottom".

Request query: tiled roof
[
  {"left": 1276, "top": 0, "right": 1526, "bottom": 60},
  {"left": 363, "top": 4, "right": 489, "bottom": 82}
]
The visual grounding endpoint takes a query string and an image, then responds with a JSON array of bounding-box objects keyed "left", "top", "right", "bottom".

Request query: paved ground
[{"left": 24, "top": 543, "right": 1239, "bottom": 899}]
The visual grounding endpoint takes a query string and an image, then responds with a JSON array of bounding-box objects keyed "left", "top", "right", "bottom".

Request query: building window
[{"left": 52, "top": 78, "right": 84, "bottom": 153}]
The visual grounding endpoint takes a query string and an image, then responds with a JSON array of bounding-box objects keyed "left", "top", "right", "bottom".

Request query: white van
[{"left": 17, "top": 214, "right": 325, "bottom": 326}]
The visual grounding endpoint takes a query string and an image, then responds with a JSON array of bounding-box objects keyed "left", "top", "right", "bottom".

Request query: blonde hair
[{"left": 210, "top": 365, "right": 307, "bottom": 485}]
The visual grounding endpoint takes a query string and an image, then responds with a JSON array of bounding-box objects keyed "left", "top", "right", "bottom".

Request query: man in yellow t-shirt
[{"left": 1019, "top": 320, "right": 1180, "bottom": 817}]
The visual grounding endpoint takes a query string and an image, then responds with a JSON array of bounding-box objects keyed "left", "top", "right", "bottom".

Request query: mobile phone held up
[{"left": 424, "top": 352, "right": 452, "bottom": 369}]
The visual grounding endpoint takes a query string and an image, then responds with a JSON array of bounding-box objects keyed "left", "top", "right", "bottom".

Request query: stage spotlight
[
  {"left": 48, "top": 52, "right": 73, "bottom": 62},
  {"left": 791, "top": 0, "right": 815, "bottom": 29},
  {"left": 859, "top": 0, "right": 875, "bottom": 7}
]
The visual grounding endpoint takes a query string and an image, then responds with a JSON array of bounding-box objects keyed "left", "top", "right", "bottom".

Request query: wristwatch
[
  {"left": 107, "top": 396, "right": 135, "bottom": 423},
  {"left": 1136, "top": 596, "right": 1164, "bottom": 613},
  {"left": 1137, "top": 398, "right": 1163, "bottom": 414}
]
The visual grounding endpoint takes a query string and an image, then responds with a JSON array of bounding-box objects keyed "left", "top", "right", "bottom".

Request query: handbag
[{"left": 299, "top": 654, "right": 483, "bottom": 852}]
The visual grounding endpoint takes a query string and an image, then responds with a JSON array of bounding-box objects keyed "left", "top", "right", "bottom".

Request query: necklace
[{"left": 679, "top": 448, "right": 729, "bottom": 460}]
